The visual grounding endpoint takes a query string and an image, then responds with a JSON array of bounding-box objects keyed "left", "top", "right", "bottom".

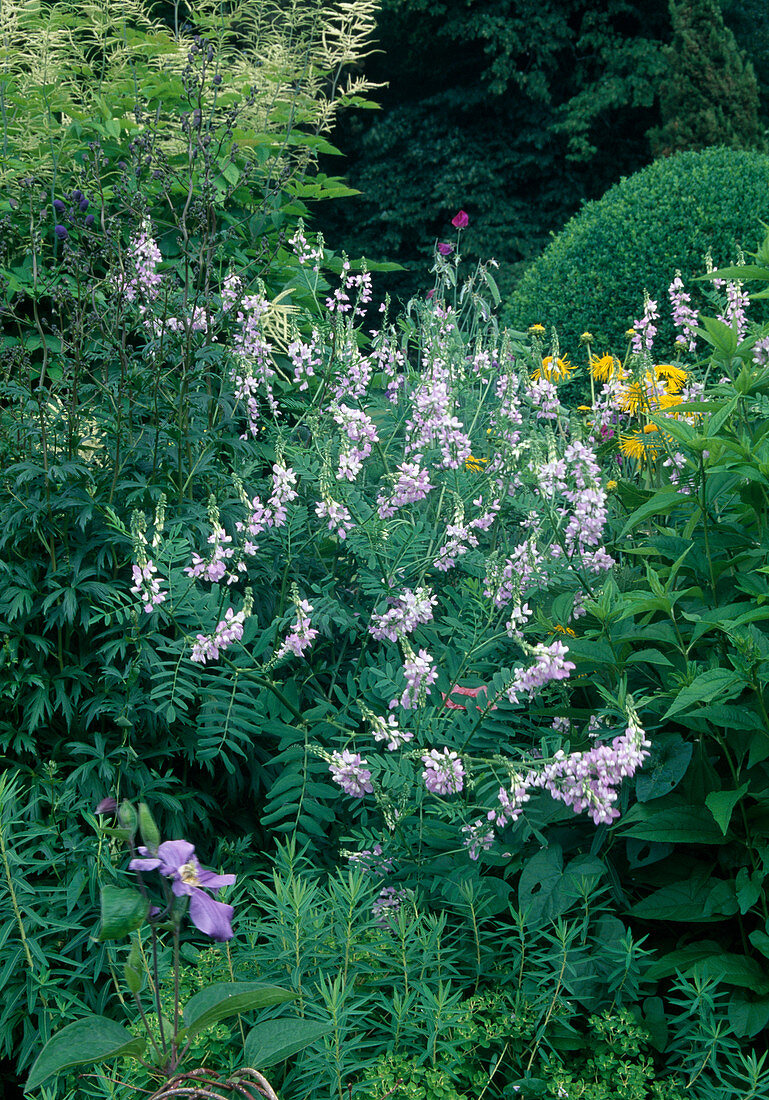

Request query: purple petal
[
  {"left": 171, "top": 879, "right": 193, "bottom": 898},
  {"left": 188, "top": 888, "right": 234, "bottom": 941},
  {"left": 157, "top": 839, "right": 195, "bottom": 874},
  {"left": 196, "top": 869, "right": 236, "bottom": 893},
  {"left": 129, "top": 857, "right": 161, "bottom": 872}
]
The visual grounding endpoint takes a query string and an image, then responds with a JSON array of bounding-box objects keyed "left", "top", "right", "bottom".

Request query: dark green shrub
[{"left": 504, "top": 146, "right": 769, "bottom": 353}]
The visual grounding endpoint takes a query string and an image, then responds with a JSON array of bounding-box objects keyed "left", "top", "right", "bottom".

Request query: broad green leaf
[
  {"left": 736, "top": 868, "right": 763, "bottom": 915},
  {"left": 662, "top": 668, "right": 745, "bottom": 721},
  {"left": 648, "top": 413, "right": 698, "bottom": 447},
  {"left": 626, "top": 840, "right": 674, "bottom": 868},
  {"left": 635, "top": 736, "right": 692, "bottom": 802},
  {"left": 620, "top": 802, "right": 726, "bottom": 845},
  {"left": 645, "top": 942, "right": 769, "bottom": 991},
  {"left": 631, "top": 879, "right": 738, "bottom": 922},
  {"left": 98, "top": 886, "right": 149, "bottom": 941},
  {"left": 641, "top": 996, "right": 668, "bottom": 1052},
  {"left": 618, "top": 488, "right": 688, "bottom": 539},
  {"left": 749, "top": 930, "right": 769, "bottom": 960},
  {"left": 623, "top": 648, "right": 674, "bottom": 668},
  {"left": 702, "top": 264, "right": 769, "bottom": 282},
  {"left": 518, "top": 845, "right": 563, "bottom": 926},
  {"left": 182, "top": 983, "right": 295, "bottom": 1041},
  {"left": 244, "top": 1018, "right": 333, "bottom": 1069},
  {"left": 705, "top": 394, "right": 740, "bottom": 437},
  {"left": 645, "top": 940, "right": 723, "bottom": 980},
  {"left": 728, "top": 995, "right": 769, "bottom": 1038},
  {"left": 705, "top": 784, "right": 749, "bottom": 835},
  {"left": 700, "top": 315, "right": 738, "bottom": 357},
  {"left": 697, "top": 954, "right": 769, "bottom": 994},
  {"left": 26, "top": 1016, "right": 145, "bottom": 1090}
]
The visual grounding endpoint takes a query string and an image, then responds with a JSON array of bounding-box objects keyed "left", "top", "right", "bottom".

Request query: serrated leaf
[
  {"left": 244, "top": 1017, "right": 333, "bottom": 1069},
  {"left": 26, "top": 1016, "right": 145, "bottom": 1090},
  {"left": 181, "top": 983, "right": 295, "bottom": 1041}
]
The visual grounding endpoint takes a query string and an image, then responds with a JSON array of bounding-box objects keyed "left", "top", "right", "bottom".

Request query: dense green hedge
[{"left": 504, "top": 146, "right": 769, "bottom": 353}]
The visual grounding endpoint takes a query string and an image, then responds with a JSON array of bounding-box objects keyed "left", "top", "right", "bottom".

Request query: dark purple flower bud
[
  {"left": 72, "top": 189, "right": 83, "bottom": 203},
  {"left": 54, "top": 224, "right": 68, "bottom": 239},
  {"left": 213, "top": 73, "right": 222, "bottom": 85},
  {"left": 152, "top": 169, "right": 163, "bottom": 179},
  {"left": 79, "top": 197, "right": 89, "bottom": 212},
  {"left": 53, "top": 198, "right": 66, "bottom": 215},
  {"left": 85, "top": 214, "right": 95, "bottom": 228},
  {"left": 118, "top": 160, "right": 127, "bottom": 170},
  {"left": 437, "top": 242, "right": 453, "bottom": 256},
  {"left": 95, "top": 797, "right": 118, "bottom": 815}
]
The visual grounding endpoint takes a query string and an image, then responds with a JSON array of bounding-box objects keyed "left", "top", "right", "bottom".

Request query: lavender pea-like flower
[{"left": 129, "top": 840, "right": 236, "bottom": 941}]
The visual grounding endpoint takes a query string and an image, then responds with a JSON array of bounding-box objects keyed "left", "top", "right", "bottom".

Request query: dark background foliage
[{"left": 315, "top": 0, "right": 769, "bottom": 307}]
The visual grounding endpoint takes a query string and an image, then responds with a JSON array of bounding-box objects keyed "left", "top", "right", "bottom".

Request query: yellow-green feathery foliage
[{"left": 0, "top": 0, "right": 382, "bottom": 184}]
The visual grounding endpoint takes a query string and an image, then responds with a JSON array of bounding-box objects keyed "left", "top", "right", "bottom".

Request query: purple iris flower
[{"left": 129, "top": 840, "right": 236, "bottom": 941}]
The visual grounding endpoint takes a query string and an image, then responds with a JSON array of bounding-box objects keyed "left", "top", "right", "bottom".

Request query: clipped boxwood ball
[{"left": 504, "top": 147, "right": 769, "bottom": 354}]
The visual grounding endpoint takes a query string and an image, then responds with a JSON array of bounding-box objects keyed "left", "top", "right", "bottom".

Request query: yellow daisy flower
[
  {"left": 532, "top": 354, "right": 573, "bottom": 382},
  {"left": 528, "top": 323, "right": 546, "bottom": 335},
  {"left": 654, "top": 363, "right": 688, "bottom": 393},
  {"left": 619, "top": 430, "right": 658, "bottom": 462},
  {"left": 465, "top": 455, "right": 489, "bottom": 472},
  {"left": 590, "top": 353, "right": 623, "bottom": 383},
  {"left": 606, "top": 479, "right": 618, "bottom": 490}
]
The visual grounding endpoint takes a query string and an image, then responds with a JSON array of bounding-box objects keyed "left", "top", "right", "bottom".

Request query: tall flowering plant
[{"left": 126, "top": 228, "right": 654, "bottom": 888}]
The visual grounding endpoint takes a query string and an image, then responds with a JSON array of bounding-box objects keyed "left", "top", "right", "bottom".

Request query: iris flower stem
[
  {"left": 172, "top": 925, "right": 181, "bottom": 1068},
  {"left": 151, "top": 929, "right": 168, "bottom": 1061}
]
